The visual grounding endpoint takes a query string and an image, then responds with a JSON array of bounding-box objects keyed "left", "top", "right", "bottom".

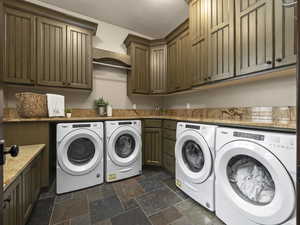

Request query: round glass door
[
  {"left": 175, "top": 130, "right": 213, "bottom": 184},
  {"left": 58, "top": 129, "right": 103, "bottom": 176},
  {"left": 115, "top": 134, "right": 136, "bottom": 158},
  {"left": 182, "top": 140, "right": 205, "bottom": 173},
  {"left": 215, "top": 140, "right": 295, "bottom": 225},
  {"left": 67, "top": 138, "right": 96, "bottom": 165},
  {"left": 227, "top": 155, "right": 275, "bottom": 206},
  {"left": 108, "top": 126, "right": 141, "bottom": 167}
]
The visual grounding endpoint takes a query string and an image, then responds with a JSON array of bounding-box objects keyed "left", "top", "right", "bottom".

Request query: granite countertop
[
  {"left": 4, "top": 144, "right": 45, "bottom": 191},
  {"left": 2, "top": 116, "right": 296, "bottom": 132}
]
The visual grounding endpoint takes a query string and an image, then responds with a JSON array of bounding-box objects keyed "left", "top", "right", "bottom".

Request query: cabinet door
[
  {"left": 3, "top": 7, "right": 36, "bottom": 85},
  {"left": 207, "top": 0, "right": 234, "bottom": 81},
  {"left": 167, "top": 40, "right": 177, "bottom": 92},
  {"left": 22, "top": 164, "right": 33, "bottom": 223},
  {"left": 177, "top": 30, "right": 192, "bottom": 90},
  {"left": 131, "top": 43, "right": 150, "bottom": 94},
  {"left": 37, "top": 17, "right": 67, "bottom": 87},
  {"left": 3, "top": 177, "right": 23, "bottom": 225},
  {"left": 190, "top": 0, "right": 209, "bottom": 85},
  {"left": 67, "top": 26, "right": 92, "bottom": 89},
  {"left": 143, "top": 128, "right": 162, "bottom": 166},
  {"left": 236, "top": 0, "right": 273, "bottom": 75},
  {"left": 31, "top": 156, "right": 41, "bottom": 202},
  {"left": 150, "top": 45, "right": 167, "bottom": 94},
  {"left": 274, "top": 1, "right": 297, "bottom": 67}
]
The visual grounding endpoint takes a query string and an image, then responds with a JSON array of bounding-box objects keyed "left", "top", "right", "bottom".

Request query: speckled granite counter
[
  {"left": 4, "top": 144, "right": 45, "bottom": 190},
  {"left": 2, "top": 116, "right": 296, "bottom": 132}
]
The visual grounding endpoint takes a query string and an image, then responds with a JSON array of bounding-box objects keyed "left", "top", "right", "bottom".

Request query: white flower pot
[
  {"left": 66, "top": 113, "right": 72, "bottom": 118},
  {"left": 98, "top": 106, "right": 106, "bottom": 116}
]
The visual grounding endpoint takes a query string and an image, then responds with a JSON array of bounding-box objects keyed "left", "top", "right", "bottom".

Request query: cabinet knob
[
  {"left": 276, "top": 58, "right": 282, "bottom": 62},
  {"left": 3, "top": 197, "right": 11, "bottom": 209},
  {"left": 266, "top": 60, "right": 272, "bottom": 65}
]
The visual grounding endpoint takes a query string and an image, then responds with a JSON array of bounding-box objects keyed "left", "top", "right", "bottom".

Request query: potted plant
[
  {"left": 95, "top": 97, "right": 108, "bottom": 116},
  {"left": 65, "top": 108, "right": 72, "bottom": 118}
]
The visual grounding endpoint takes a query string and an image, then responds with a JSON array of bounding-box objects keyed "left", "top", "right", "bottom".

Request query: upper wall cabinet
[
  {"left": 207, "top": 0, "right": 234, "bottom": 81},
  {"left": 37, "top": 17, "right": 67, "bottom": 88},
  {"left": 274, "top": 0, "right": 297, "bottom": 67},
  {"left": 3, "top": 7, "right": 36, "bottom": 85},
  {"left": 150, "top": 45, "right": 167, "bottom": 94},
  {"left": 2, "top": 0, "right": 97, "bottom": 90},
  {"left": 190, "top": 0, "right": 208, "bottom": 85},
  {"left": 235, "top": 0, "right": 273, "bottom": 75},
  {"left": 67, "top": 26, "right": 92, "bottom": 89}
]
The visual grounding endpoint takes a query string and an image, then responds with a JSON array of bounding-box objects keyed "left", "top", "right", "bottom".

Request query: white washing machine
[
  {"left": 175, "top": 122, "right": 217, "bottom": 211},
  {"left": 105, "top": 120, "right": 142, "bottom": 182},
  {"left": 215, "top": 127, "right": 296, "bottom": 225},
  {"left": 56, "top": 122, "right": 104, "bottom": 194}
]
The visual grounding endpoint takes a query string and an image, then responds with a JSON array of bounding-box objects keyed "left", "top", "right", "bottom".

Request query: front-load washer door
[
  {"left": 107, "top": 126, "right": 141, "bottom": 167},
  {"left": 175, "top": 130, "right": 213, "bottom": 184},
  {"left": 58, "top": 129, "right": 103, "bottom": 176},
  {"left": 215, "top": 140, "right": 295, "bottom": 225}
]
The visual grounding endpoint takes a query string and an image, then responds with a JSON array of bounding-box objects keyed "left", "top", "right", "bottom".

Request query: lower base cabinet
[{"left": 4, "top": 154, "right": 42, "bottom": 225}]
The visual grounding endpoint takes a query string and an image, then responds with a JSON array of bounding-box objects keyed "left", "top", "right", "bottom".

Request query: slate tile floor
[{"left": 27, "top": 167, "right": 225, "bottom": 225}]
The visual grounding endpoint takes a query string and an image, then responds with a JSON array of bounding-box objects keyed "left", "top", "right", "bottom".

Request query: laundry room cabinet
[
  {"left": 143, "top": 120, "right": 163, "bottom": 166},
  {"left": 2, "top": 0, "right": 97, "bottom": 90},
  {"left": 162, "top": 120, "right": 177, "bottom": 175}
]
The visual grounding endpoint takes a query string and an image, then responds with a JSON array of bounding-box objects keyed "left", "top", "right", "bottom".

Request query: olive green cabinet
[
  {"left": 143, "top": 120, "right": 162, "bottom": 166},
  {"left": 4, "top": 154, "right": 42, "bottom": 225},
  {"left": 67, "top": 26, "right": 93, "bottom": 89},
  {"left": 162, "top": 120, "right": 177, "bottom": 175},
  {"left": 167, "top": 39, "right": 178, "bottom": 92},
  {"left": 2, "top": 1, "right": 97, "bottom": 90},
  {"left": 190, "top": 0, "right": 208, "bottom": 85},
  {"left": 167, "top": 29, "right": 191, "bottom": 92},
  {"left": 37, "top": 17, "right": 67, "bottom": 87},
  {"left": 274, "top": 0, "right": 297, "bottom": 67},
  {"left": 207, "top": 0, "right": 234, "bottom": 81},
  {"left": 150, "top": 45, "right": 167, "bottom": 94},
  {"left": 3, "top": 177, "right": 23, "bottom": 225},
  {"left": 235, "top": 0, "right": 273, "bottom": 75},
  {"left": 3, "top": 7, "right": 36, "bottom": 85},
  {"left": 177, "top": 30, "right": 192, "bottom": 90},
  {"left": 129, "top": 43, "right": 150, "bottom": 94}
]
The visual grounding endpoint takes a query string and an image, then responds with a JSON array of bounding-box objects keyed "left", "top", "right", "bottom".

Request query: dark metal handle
[
  {"left": 5, "top": 145, "right": 19, "bottom": 157},
  {"left": 3, "top": 197, "right": 11, "bottom": 209},
  {"left": 266, "top": 60, "right": 272, "bottom": 65},
  {"left": 276, "top": 58, "right": 282, "bottom": 62}
]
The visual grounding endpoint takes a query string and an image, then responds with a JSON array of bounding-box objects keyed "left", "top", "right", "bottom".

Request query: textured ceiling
[{"left": 37, "top": 0, "right": 189, "bottom": 38}]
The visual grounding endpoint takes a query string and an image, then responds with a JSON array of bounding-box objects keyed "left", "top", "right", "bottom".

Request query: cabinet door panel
[
  {"left": 3, "top": 177, "right": 23, "bottom": 225},
  {"left": 131, "top": 43, "right": 150, "bottom": 94},
  {"left": 4, "top": 7, "right": 35, "bottom": 84},
  {"left": 67, "top": 26, "right": 92, "bottom": 89},
  {"left": 37, "top": 17, "right": 67, "bottom": 87},
  {"left": 190, "top": 0, "right": 208, "bottom": 85},
  {"left": 236, "top": 0, "right": 273, "bottom": 75},
  {"left": 22, "top": 164, "right": 33, "bottom": 223},
  {"left": 177, "top": 30, "right": 192, "bottom": 90},
  {"left": 208, "top": 0, "right": 234, "bottom": 81},
  {"left": 150, "top": 45, "right": 167, "bottom": 94},
  {"left": 274, "top": 1, "right": 297, "bottom": 67},
  {"left": 167, "top": 40, "right": 177, "bottom": 92},
  {"left": 143, "top": 128, "right": 162, "bottom": 166}
]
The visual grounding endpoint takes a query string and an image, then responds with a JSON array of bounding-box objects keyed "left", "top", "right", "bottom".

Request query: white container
[
  {"left": 107, "top": 105, "right": 113, "bottom": 117},
  {"left": 66, "top": 113, "right": 72, "bottom": 118}
]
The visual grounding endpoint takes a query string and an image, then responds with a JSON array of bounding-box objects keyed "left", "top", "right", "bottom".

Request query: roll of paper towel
[{"left": 107, "top": 105, "right": 112, "bottom": 117}]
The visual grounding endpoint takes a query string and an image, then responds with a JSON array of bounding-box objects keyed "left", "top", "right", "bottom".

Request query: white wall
[
  {"left": 4, "top": 0, "right": 161, "bottom": 110},
  {"left": 163, "top": 75, "right": 297, "bottom": 109}
]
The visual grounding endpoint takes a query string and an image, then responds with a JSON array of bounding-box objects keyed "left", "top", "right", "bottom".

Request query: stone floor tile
[
  {"left": 93, "top": 219, "right": 112, "bottom": 225},
  {"left": 112, "top": 178, "right": 144, "bottom": 202},
  {"left": 169, "top": 216, "right": 194, "bottom": 225},
  {"left": 149, "top": 206, "right": 182, "bottom": 225},
  {"left": 110, "top": 208, "right": 151, "bottom": 225},
  {"left": 175, "top": 199, "right": 225, "bottom": 225},
  {"left": 53, "top": 220, "right": 70, "bottom": 225},
  {"left": 163, "top": 178, "right": 189, "bottom": 200},
  {"left": 89, "top": 195, "right": 123, "bottom": 224},
  {"left": 138, "top": 176, "right": 165, "bottom": 192},
  {"left": 51, "top": 198, "right": 89, "bottom": 224},
  {"left": 26, "top": 197, "right": 55, "bottom": 225},
  {"left": 136, "top": 187, "right": 181, "bottom": 216},
  {"left": 70, "top": 214, "right": 91, "bottom": 225},
  {"left": 55, "top": 192, "right": 73, "bottom": 204},
  {"left": 121, "top": 199, "right": 139, "bottom": 211}
]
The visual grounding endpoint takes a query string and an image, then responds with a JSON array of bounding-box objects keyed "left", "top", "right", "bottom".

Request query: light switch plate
[
  {"left": 133, "top": 104, "right": 137, "bottom": 109},
  {"left": 186, "top": 103, "right": 190, "bottom": 109}
]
